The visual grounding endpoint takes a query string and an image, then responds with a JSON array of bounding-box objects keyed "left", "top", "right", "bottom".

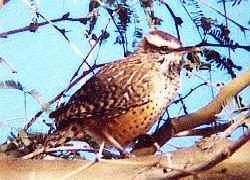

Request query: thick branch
[
  {"left": 0, "top": 132, "right": 249, "bottom": 179},
  {"left": 174, "top": 121, "right": 231, "bottom": 137},
  {"left": 153, "top": 69, "right": 250, "bottom": 146}
]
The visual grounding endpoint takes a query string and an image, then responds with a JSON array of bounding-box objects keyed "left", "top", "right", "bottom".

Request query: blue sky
[{"left": 0, "top": 0, "right": 249, "bottom": 151}]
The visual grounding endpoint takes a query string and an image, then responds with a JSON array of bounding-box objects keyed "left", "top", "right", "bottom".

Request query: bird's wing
[{"left": 49, "top": 58, "right": 157, "bottom": 123}]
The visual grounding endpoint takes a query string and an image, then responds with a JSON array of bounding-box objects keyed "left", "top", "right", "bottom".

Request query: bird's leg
[
  {"left": 132, "top": 134, "right": 161, "bottom": 156},
  {"left": 102, "top": 131, "right": 132, "bottom": 158},
  {"left": 154, "top": 142, "right": 162, "bottom": 154},
  {"left": 95, "top": 141, "right": 105, "bottom": 162}
]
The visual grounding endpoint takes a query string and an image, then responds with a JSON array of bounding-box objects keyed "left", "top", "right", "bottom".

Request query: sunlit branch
[
  {"left": 153, "top": 69, "right": 250, "bottom": 146},
  {"left": 174, "top": 122, "right": 232, "bottom": 137},
  {"left": 165, "top": 127, "right": 250, "bottom": 178}
]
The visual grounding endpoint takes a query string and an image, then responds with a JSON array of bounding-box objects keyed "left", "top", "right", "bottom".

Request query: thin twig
[
  {"left": 198, "top": 0, "right": 250, "bottom": 31},
  {"left": 171, "top": 83, "right": 206, "bottom": 105},
  {"left": 95, "top": 0, "right": 128, "bottom": 57},
  {"left": 0, "top": 57, "right": 17, "bottom": 73},
  {"left": 178, "top": 94, "right": 188, "bottom": 115},
  {"left": 36, "top": 12, "right": 93, "bottom": 70},
  {"left": 45, "top": 145, "right": 96, "bottom": 153},
  {"left": 183, "top": 42, "right": 250, "bottom": 52},
  {"left": 21, "top": 147, "right": 45, "bottom": 159},
  {"left": 179, "top": 0, "right": 203, "bottom": 39},
  {"left": 158, "top": 0, "right": 181, "bottom": 40},
  {"left": 24, "top": 63, "right": 105, "bottom": 130},
  {"left": 69, "top": 19, "right": 111, "bottom": 83},
  {"left": 0, "top": 11, "right": 99, "bottom": 38}
]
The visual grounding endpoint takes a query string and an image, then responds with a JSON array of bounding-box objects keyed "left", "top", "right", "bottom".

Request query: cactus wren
[{"left": 47, "top": 29, "right": 183, "bottom": 153}]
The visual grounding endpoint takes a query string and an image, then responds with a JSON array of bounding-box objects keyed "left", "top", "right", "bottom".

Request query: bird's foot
[
  {"left": 119, "top": 149, "right": 135, "bottom": 159},
  {"left": 94, "top": 141, "right": 105, "bottom": 162}
]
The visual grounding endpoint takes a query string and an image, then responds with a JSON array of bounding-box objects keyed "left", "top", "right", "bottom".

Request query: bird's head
[{"left": 138, "top": 30, "right": 182, "bottom": 53}]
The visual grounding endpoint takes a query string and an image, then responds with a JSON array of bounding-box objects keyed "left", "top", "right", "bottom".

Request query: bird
[{"left": 46, "top": 29, "right": 184, "bottom": 154}]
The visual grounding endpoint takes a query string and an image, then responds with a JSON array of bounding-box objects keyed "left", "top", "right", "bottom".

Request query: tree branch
[
  {"left": 1, "top": 130, "right": 249, "bottom": 179},
  {"left": 174, "top": 121, "right": 232, "bottom": 137},
  {"left": 0, "top": 11, "right": 99, "bottom": 38},
  {"left": 153, "top": 69, "right": 250, "bottom": 146},
  {"left": 24, "top": 63, "right": 105, "bottom": 130}
]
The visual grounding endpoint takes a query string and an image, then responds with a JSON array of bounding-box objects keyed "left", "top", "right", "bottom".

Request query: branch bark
[
  {"left": 0, "top": 130, "right": 249, "bottom": 179},
  {"left": 153, "top": 69, "right": 250, "bottom": 147}
]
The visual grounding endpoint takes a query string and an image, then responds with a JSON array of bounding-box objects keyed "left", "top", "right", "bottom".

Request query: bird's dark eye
[{"left": 160, "top": 46, "right": 169, "bottom": 51}]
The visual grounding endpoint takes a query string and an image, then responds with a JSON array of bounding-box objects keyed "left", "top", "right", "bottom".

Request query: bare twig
[
  {"left": 21, "top": 143, "right": 96, "bottom": 159},
  {"left": 198, "top": 0, "right": 250, "bottom": 31},
  {"left": 154, "top": 43, "right": 250, "bottom": 54},
  {"left": 158, "top": 0, "right": 181, "bottom": 40},
  {"left": 179, "top": 0, "right": 203, "bottom": 39},
  {"left": 69, "top": 19, "right": 111, "bottom": 83},
  {"left": 95, "top": 0, "right": 128, "bottom": 57},
  {"left": 171, "top": 83, "right": 206, "bottom": 105},
  {"left": 0, "top": 11, "right": 99, "bottom": 38},
  {"left": 182, "top": 43, "right": 250, "bottom": 52},
  {"left": 0, "top": 57, "right": 17, "bottom": 73},
  {"left": 45, "top": 145, "right": 96, "bottom": 153},
  {"left": 21, "top": 147, "right": 45, "bottom": 159},
  {"left": 24, "top": 63, "right": 105, "bottom": 130}
]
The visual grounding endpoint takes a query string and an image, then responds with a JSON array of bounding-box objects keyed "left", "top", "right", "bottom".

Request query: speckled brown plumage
[{"left": 47, "top": 29, "right": 183, "bottom": 151}]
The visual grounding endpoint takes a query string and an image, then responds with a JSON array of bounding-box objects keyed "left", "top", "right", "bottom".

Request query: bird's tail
[
  {"left": 22, "top": 120, "right": 99, "bottom": 159},
  {"left": 44, "top": 120, "right": 100, "bottom": 150},
  {"left": 44, "top": 120, "right": 85, "bottom": 148}
]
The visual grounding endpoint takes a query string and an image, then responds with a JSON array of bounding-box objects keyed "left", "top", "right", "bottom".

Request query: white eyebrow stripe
[{"left": 146, "top": 34, "right": 181, "bottom": 49}]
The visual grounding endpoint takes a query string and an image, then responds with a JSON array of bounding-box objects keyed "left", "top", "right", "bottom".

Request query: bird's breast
[{"left": 83, "top": 69, "right": 181, "bottom": 147}]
